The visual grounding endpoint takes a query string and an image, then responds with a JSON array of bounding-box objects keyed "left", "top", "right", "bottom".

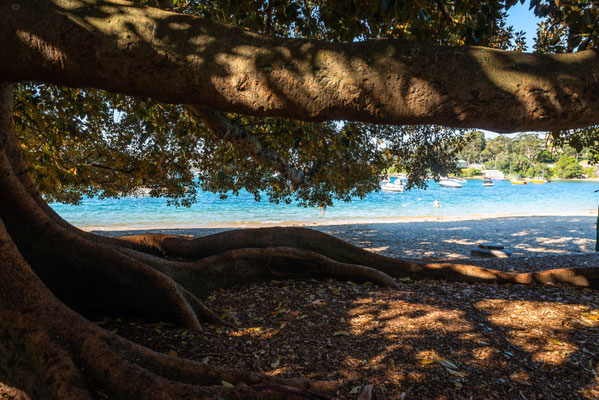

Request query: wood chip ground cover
[{"left": 101, "top": 255, "right": 599, "bottom": 400}]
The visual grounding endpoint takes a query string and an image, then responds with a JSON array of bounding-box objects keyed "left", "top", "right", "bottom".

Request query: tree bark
[
  {"left": 1, "top": 0, "right": 599, "bottom": 132},
  {"left": 1, "top": 82, "right": 348, "bottom": 398},
  {"left": 1, "top": 79, "right": 598, "bottom": 398}
]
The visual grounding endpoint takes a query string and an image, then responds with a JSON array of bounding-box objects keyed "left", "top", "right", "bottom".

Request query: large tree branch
[
  {"left": 1, "top": 0, "right": 599, "bottom": 132},
  {"left": 189, "top": 105, "right": 308, "bottom": 189}
]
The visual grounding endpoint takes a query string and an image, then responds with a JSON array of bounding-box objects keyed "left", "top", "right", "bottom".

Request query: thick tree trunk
[
  {"left": 1, "top": 79, "right": 598, "bottom": 398},
  {"left": 1, "top": 0, "right": 598, "bottom": 132},
  {"left": 0, "top": 83, "right": 347, "bottom": 399}
]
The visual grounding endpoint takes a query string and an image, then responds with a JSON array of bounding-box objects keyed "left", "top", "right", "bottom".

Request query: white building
[{"left": 482, "top": 169, "right": 505, "bottom": 180}]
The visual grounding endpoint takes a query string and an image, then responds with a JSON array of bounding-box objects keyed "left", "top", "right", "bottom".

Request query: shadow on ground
[{"left": 104, "top": 278, "right": 599, "bottom": 400}]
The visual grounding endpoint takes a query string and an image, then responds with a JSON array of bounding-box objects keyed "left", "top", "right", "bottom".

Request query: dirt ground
[{"left": 101, "top": 253, "right": 599, "bottom": 400}]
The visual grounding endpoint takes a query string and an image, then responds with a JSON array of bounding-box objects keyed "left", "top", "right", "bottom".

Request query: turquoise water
[{"left": 50, "top": 179, "right": 599, "bottom": 228}]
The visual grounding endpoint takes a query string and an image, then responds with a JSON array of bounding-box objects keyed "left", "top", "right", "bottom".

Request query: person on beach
[{"left": 433, "top": 199, "right": 440, "bottom": 208}]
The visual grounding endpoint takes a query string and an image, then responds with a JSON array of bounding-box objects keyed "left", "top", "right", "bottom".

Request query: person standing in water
[
  {"left": 433, "top": 199, "right": 440, "bottom": 208},
  {"left": 318, "top": 202, "right": 326, "bottom": 215}
]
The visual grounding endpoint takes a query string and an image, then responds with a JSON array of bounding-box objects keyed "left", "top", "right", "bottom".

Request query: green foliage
[
  {"left": 18, "top": 0, "right": 517, "bottom": 206},
  {"left": 460, "top": 168, "right": 481, "bottom": 177},
  {"left": 382, "top": 125, "right": 468, "bottom": 190},
  {"left": 553, "top": 155, "right": 584, "bottom": 179},
  {"left": 13, "top": 1, "right": 599, "bottom": 207},
  {"left": 457, "top": 131, "right": 486, "bottom": 164},
  {"left": 530, "top": 0, "right": 599, "bottom": 53},
  {"left": 583, "top": 166, "right": 598, "bottom": 178},
  {"left": 549, "top": 127, "right": 597, "bottom": 164},
  {"left": 524, "top": 163, "right": 550, "bottom": 179}
]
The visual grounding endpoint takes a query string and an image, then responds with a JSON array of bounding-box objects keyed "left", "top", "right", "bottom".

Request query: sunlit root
[
  {"left": 120, "top": 245, "right": 399, "bottom": 298},
  {"left": 115, "top": 227, "right": 599, "bottom": 289}
]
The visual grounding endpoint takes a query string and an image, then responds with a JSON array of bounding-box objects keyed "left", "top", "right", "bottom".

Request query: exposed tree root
[
  {"left": 1, "top": 81, "right": 598, "bottom": 400},
  {"left": 0, "top": 215, "right": 336, "bottom": 399},
  {"left": 116, "top": 227, "right": 599, "bottom": 288}
]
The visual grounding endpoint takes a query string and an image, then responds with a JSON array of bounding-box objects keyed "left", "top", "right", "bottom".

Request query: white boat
[
  {"left": 451, "top": 177, "right": 467, "bottom": 183},
  {"left": 438, "top": 179, "right": 462, "bottom": 188},
  {"left": 482, "top": 179, "right": 493, "bottom": 187},
  {"left": 381, "top": 182, "right": 404, "bottom": 192}
]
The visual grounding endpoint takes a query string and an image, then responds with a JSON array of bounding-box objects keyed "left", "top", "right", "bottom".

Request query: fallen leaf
[
  {"left": 303, "top": 372, "right": 325, "bottom": 379},
  {"left": 332, "top": 288, "right": 341, "bottom": 296},
  {"left": 415, "top": 357, "right": 434, "bottom": 365},
  {"left": 436, "top": 357, "right": 458, "bottom": 370},
  {"left": 548, "top": 336, "right": 565, "bottom": 346},
  {"left": 446, "top": 367, "right": 466, "bottom": 378},
  {"left": 271, "top": 359, "right": 280, "bottom": 368},
  {"left": 221, "top": 381, "right": 234, "bottom": 388}
]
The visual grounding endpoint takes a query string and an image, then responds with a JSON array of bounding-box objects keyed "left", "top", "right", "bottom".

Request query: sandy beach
[{"left": 91, "top": 212, "right": 598, "bottom": 261}]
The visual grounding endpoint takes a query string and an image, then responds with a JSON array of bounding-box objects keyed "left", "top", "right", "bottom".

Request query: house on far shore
[
  {"left": 482, "top": 169, "right": 505, "bottom": 180},
  {"left": 469, "top": 162, "right": 484, "bottom": 170},
  {"left": 456, "top": 159, "right": 468, "bottom": 169}
]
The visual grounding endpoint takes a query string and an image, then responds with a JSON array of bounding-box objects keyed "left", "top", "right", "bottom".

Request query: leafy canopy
[{"left": 13, "top": 0, "right": 598, "bottom": 207}]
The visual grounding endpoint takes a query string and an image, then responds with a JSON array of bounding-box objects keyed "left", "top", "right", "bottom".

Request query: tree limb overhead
[{"left": 1, "top": 0, "right": 598, "bottom": 132}]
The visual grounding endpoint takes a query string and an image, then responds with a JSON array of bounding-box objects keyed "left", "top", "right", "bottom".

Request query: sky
[
  {"left": 505, "top": 1, "right": 543, "bottom": 50},
  {"left": 483, "top": 1, "right": 543, "bottom": 139}
]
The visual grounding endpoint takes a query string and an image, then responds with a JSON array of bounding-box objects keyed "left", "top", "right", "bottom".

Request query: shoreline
[{"left": 81, "top": 209, "right": 597, "bottom": 231}]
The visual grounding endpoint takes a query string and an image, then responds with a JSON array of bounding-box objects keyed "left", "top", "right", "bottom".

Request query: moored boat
[
  {"left": 438, "top": 179, "right": 463, "bottom": 188},
  {"left": 511, "top": 179, "right": 527, "bottom": 184},
  {"left": 381, "top": 182, "right": 404, "bottom": 192},
  {"left": 450, "top": 177, "right": 467, "bottom": 183},
  {"left": 525, "top": 177, "right": 549, "bottom": 183},
  {"left": 483, "top": 179, "right": 493, "bottom": 187}
]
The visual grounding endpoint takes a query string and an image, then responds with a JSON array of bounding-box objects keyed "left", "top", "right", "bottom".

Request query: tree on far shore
[
  {"left": 553, "top": 155, "right": 584, "bottom": 179},
  {"left": 2, "top": 1, "right": 599, "bottom": 399}
]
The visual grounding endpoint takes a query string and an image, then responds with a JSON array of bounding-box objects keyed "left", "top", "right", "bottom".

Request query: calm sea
[{"left": 50, "top": 179, "right": 599, "bottom": 229}]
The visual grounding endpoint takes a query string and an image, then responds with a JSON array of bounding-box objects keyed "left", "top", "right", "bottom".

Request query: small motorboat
[
  {"left": 450, "top": 177, "right": 467, "bottom": 183},
  {"left": 511, "top": 179, "right": 527, "bottom": 184},
  {"left": 381, "top": 181, "right": 404, "bottom": 192},
  {"left": 483, "top": 179, "right": 493, "bottom": 187},
  {"left": 438, "top": 179, "right": 463, "bottom": 188}
]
